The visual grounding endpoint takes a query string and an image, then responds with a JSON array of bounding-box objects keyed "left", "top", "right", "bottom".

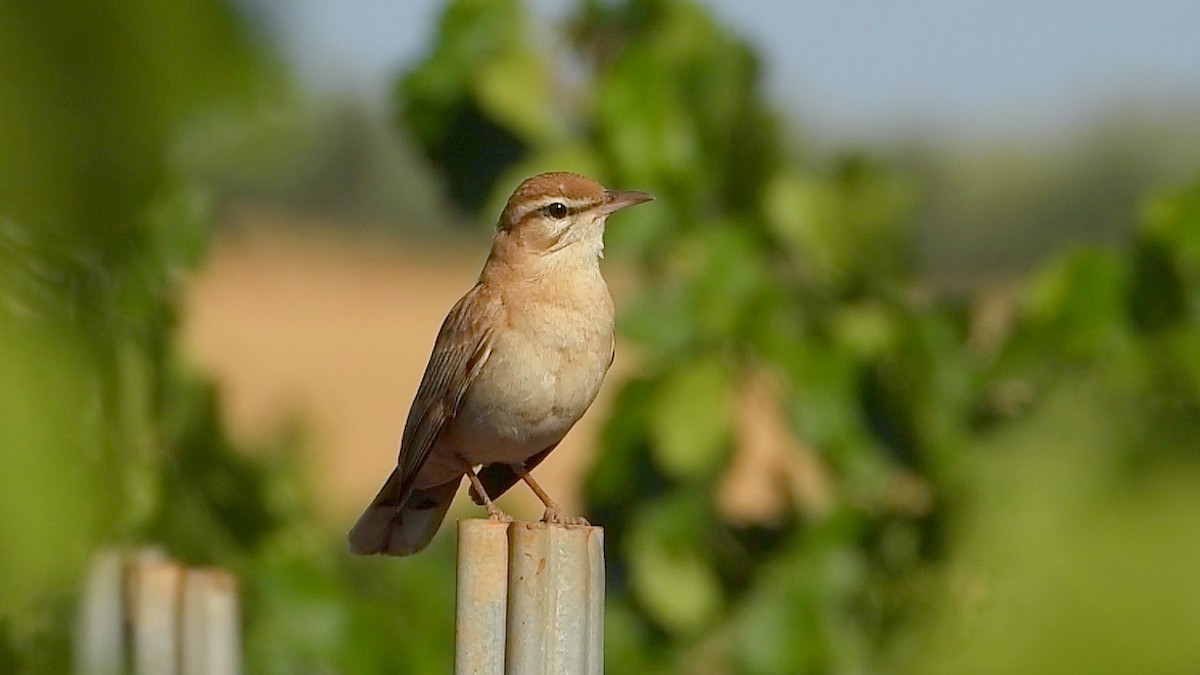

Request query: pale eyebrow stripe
[{"left": 515, "top": 196, "right": 598, "bottom": 223}]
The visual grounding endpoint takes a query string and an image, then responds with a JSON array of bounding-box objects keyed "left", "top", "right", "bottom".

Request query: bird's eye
[{"left": 544, "top": 202, "right": 569, "bottom": 219}]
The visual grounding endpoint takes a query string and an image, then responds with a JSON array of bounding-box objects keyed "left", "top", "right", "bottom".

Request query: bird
[{"left": 348, "top": 171, "right": 653, "bottom": 556}]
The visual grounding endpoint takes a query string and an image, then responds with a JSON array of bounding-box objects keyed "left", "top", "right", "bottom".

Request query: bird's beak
[{"left": 600, "top": 189, "right": 654, "bottom": 215}]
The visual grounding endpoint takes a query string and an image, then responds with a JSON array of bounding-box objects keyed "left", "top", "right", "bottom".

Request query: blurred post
[
  {"left": 130, "top": 558, "right": 183, "bottom": 675},
  {"left": 181, "top": 569, "right": 241, "bottom": 675},
  {"left": 505, "top": 522, "right": 604, "bottom": 675},
  {"left": 76, "top": 550, "right": 241, "bottom": 675},
  {"left": 76, "top": 550, "right": 127, "bottom": 675},
  {"left": 455, "top": 519, "right": 511, "bottom": 675}
]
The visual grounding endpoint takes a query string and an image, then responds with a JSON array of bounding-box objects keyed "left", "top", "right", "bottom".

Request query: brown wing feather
[{"left": 394, "top": 283, "right": 495, "bottom": 500}]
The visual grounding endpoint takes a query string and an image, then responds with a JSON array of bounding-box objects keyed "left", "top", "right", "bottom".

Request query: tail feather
[{"left": 348, "top": 469, "right": 460, "bottom": 556}]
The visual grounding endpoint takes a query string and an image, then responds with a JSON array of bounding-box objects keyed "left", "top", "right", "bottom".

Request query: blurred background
[{"left": 2, "top": 0, "right": 1199, "bottom": 672}]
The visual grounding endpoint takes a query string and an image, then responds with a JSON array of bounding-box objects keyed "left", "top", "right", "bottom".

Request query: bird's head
[{"left": 494, "top": 172, "right": 653, "bottom": 259}]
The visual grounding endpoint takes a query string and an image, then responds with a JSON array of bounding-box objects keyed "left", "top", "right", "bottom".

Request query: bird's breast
[{"left": 448, "top": 275, "right": 615, "bottom": 465}]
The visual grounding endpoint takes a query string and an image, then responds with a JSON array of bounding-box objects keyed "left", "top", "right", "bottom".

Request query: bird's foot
[
  {"left": 485, "top": 504, "right": 513, "bottom": 522},
  {"left": 541, "top": 505, "right": 589, "bottom": 526}
]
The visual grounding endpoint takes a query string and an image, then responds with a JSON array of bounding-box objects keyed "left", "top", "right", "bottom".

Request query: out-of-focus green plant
[
  {"left": 400, "top": 0, "right": 1200, "bottom": 672},
  {"left": 0, "top": 4, "right": 276, "bottom": 669},
  {"left": 4, "top": 0, "right": 1193, "bottom": 672},
  {"left": 396, "top": 0, "right": 567, "bottom": 212},
  {"left": 0, "top": 3, "right": 461, "bottom": 672},
  {"left": 992, "top": 178, "right": 1200, "bottom": 452},
  {"left": 400, "top": 1, "right": 981, "bottom": 671},
  {"left": 911, "top": 180, "right": 1200, "bottom": 675}
]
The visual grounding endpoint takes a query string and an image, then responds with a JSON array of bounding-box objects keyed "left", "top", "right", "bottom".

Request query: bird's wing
[{"left": 394, "top": 283, "right": 496, "bottom": 500}]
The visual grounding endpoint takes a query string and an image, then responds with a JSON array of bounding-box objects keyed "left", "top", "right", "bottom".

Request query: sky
[{"left": 242, "top": 0, "right": 1200, "bottom": 141}]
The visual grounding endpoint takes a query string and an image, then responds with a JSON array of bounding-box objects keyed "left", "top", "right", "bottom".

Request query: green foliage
[
  {"left": 0, "top": 4, "right": 271, "bottom": 664},
  {"left": 399, "top": 1, "right": 969, "bottom": 671},
  {"left": 239, "top": 489, "right": 457, "bottom": 674},
  {"left": 649, "top": 356, "right": 733, "bottom": 479},
  {"left": 400, "top": 1, "right": 1200, "bottom": 672},
  {"left": 902, "top": 179, "right": 1200, "bottom": 673},
  {"left": 398, "top": 0, "right": 564, "bottom": 211},
  {"left": 0, "top": 3, "right": 462, "bottom": 672},
  {"left": 3, "top": 0, "right": 1197, "bottom": 672}
]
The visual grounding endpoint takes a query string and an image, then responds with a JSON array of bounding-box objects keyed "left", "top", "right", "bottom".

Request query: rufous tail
[{"left": 348, "top": 469, "right": 459, "bottom": 556}]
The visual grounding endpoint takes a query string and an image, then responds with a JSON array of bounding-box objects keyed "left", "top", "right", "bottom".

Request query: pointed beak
[{"left": 600, "top": 189, "right": 654, "bottom": 215}]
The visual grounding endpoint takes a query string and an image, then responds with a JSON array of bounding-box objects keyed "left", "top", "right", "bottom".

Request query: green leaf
[
  {"left": 649, "top": 357, "right": 733, "bottom": 480},
  {"left": 831, "top": 301, "right": 896, "bottom": 360},
  {"left": 763, "top": 162, "right": 916, "bottom": 290},
  {"left": 685, "top": 225, "right": 770, "bottom": 341},
  {"left": 0, "top": 318, "right": 100, "bottom": 618},
  {"left": 617, "top": 285, "right": 694, "bottom": 353},
  {"left": 625, "top": 497, "right": 723, "bottom": 635},
  {"left": 473, "top": 44, "right": 560, "bottom": 144},
  {"left": 1142, "top": 180, "right": 1200, "bottom": 277},
  {"left": 1021, "top": 248, "right": 1131, "bottom": 358},
  {"left": 762, "top": 170, "right": 840, "bottom": 283}
]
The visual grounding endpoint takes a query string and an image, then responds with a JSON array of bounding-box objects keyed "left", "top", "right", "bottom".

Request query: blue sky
[{"left": 244, "top": 0, "right": 1200, "bottom": 140}]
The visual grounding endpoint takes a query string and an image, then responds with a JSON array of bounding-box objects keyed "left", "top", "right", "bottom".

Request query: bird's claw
[
  {"left": 541, "top": 506, "right": 589, "bottom": 526},
  {"left": 486, "top": 506, "right": 513, "bottom": 522}
]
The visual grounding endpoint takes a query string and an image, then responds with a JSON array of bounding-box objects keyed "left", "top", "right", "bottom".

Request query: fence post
[
  {"left": 130, "top": 559, "right": 183, "bottom": 675},
  {"left": 454, "top": 519, "right": 604, "bottom": 675},
  {"left": 181, "top": 568, "right": 241, "bottom": 675},
  {"left": 76, "top": 549, "right": 241, "bottom": 675},
  {"left": 455, "top": 519, "right": 511, "bottom": 675},
  {"left": 506, "top": 522, "right": 604, "bottom": 675},
  {"left": 76, "top": 550, "right": 127, "bottom": 675}
]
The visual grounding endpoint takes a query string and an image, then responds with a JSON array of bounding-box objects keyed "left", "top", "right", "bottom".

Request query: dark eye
[{"left": 544, "top": 202, "right": 568, "bottom": 219}]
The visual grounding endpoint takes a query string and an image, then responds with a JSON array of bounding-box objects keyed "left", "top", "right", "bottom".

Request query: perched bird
[{"left": 349, "top": 172, "right": 653, "bottom": 556}]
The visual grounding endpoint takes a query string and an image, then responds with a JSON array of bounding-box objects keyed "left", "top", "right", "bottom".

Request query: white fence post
[
  {"left": 130, "top": 559, "right": 183, "bottom": 675},
  {"left": 181, "top": 568, "right": 241, "bottom": 675},
  {"left": 76, "top": 550, "right": 128, "bottom": 675},
  {"left": 455, "top": 519, "right": 511, "bottom": 675},
  {"left": 80, "top": 523, "right": 597, "bottom": 674},
  {"left": 75, "top": 549, "right": 241, "bottom": 675},
  {"left": 454, "top": 519, "right": 605, "bottom": 675}
]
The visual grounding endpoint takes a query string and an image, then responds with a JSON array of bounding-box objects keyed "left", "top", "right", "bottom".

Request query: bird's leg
[
  {"left": 465, "top": 467, "right": 512, "bottom": 522},
  {"left": 514, "top": 465, "right": 590, "bottom": 526}
]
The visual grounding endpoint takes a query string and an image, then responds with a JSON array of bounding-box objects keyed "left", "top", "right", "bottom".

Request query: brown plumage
[{"left": 348, "top": 172, "right": 652, "bottom": 556}]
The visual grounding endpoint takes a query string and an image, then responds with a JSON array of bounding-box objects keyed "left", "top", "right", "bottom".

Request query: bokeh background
[{"left": 2, "top": 1, "right": 1200, "bottom": 673}]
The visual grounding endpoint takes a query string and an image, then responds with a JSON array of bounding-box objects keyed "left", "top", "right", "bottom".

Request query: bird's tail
[{"left": 348, "top": 469, "right": 460, "bottom": 556}]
